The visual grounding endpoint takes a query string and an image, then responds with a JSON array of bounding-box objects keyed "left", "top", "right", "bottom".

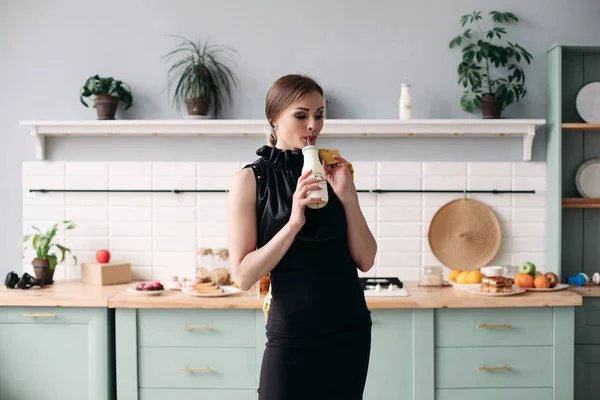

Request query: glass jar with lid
[
  {"left": 420, "top": 266, "right": 444, "bottom": 287},
  {"left": 195, "top": 248, "right": 212, "bottom": 283},
  {"left": 211, "top": 248, "right": 231, "bottom": 286}
]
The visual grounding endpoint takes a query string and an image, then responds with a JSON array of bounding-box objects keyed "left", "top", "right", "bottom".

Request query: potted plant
[
  {"left": 163, "top": 35, "right": 239, "bottom": 118},
  {"left": 20, "top": 221, "right": 78, "bottom": 284},
  {"left": 449, "top": 11, "right": 533, "bottom": 118},
  {"left": 80, "top": 75, "right": 133, "bottom": 120}
]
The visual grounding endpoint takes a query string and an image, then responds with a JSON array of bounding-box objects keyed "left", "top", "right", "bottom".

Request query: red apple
[
  {"left": 545, "top": 272, "right": 559, "bottom": 288},
  {"left": 96, "top": 249, "right": 111, "bottom": 263}
]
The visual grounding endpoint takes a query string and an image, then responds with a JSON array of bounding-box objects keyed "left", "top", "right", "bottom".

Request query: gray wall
[{"left": 2, "top": 0, "right": 600, "bottom": 277}]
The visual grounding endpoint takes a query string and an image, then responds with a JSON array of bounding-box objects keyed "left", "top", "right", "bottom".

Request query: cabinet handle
[
  {"left": 478, "top": 366, "right": 512, "bottom": 371},
  {"left": 22, "top": 313, "right": 56, "bottom": 318},
  {"left": 180, "top": 367, "right": 213, "bottom": 372},
  {"left": 179, "top": 325, "right": 213, "bottom": 331},
  {"left": 477, "top": 323, "right": 512, "bottom": 329}
]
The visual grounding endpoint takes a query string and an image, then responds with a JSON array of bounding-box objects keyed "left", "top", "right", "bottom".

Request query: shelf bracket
[
  {"left": 31, "top": 127, "right": 45, "bottom": 160},
  {"left": 522, "top": 125, "right": 536, "bottom": 161}
]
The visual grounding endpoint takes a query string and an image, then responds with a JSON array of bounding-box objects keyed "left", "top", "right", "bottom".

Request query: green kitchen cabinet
[{"left": 0, "top": 306, "right": 114, "bottom": 400}]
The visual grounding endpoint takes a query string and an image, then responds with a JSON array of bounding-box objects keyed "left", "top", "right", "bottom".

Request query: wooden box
[{"left": 81, "top": 262, "right": 132, "bottom": 286}]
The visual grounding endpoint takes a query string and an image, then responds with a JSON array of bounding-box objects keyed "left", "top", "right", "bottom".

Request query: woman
[{"left": 227, "top": 74, "right": 377, "bottom": 400}]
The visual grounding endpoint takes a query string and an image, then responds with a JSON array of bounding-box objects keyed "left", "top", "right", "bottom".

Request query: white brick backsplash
[
  {"left": 513, "top": 162, "right": 546, "bottom": 177},
  {"left": 110, "top": 176, "right": 152, "bottom": 190},
  {"left": 23, "top": 175, "right": 65, "bottom": 190},
  {"left": 378, "top": 176, "right": 421, "bottom": 190},
  {"left": 111, "top": 222, "right": 152, "bottom": 237},
  {"left": 378, "top": 223, "right": 421, "bottom": 237},
  {"left": 378, "top": 193, "right": 421, "bottom": 207},
  {"left": 155, "top": 207, "right": 196, "bottom": 222},
  {"left": 423, "top": 177, "right": 466, "bottom": 190},
  {"left": 468, "top": 177, "right": 511, "bottom": 191},
  {"left": 66, "top": 162, "right": 107, "bottom": 176},
  {"left": 23, "top": 162, "right": 64, "bottom": 176},
  {"left": 378, "top": 162, "right": 421, "bottom": 176},
  {"left": 197, "top": 162, "right": 240, "bottom": 177},
  {"left": 155, "top": 222, "right": 197, "bottom": 237},
  {"left": 468, "top": 163, "right": 511, "bottom": 177},
  {"left": 22, "top": 160, "right": 549, "bottom": 280},
  {"left": 424, "top": 163, "right": 466, "bottom": 176},
  {"left": 153, "top": 237, "right": 197, "bottom": 252},
  {"left": 23, "top": 205, "right": 65, "bottom": 221},
  {"left": 109, "top": 238, "right": 152, "bottom": 252},
  {"left": 153, "top": 163, "right": 196, "bottom": 176},
  {"left": 109, "top": 163, "right": 152, "bottom": 176},
  {"left": 111, "top": 206, "right": 151, "bottom": 222}
]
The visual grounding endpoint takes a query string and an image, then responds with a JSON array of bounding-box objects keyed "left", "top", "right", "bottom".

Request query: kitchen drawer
[
  {"left": 137, "top": 309, "right": 255, "bottom": 347},
  {"left": 435, "top": 346, "right": 553, "bottom": 389},
  {"left": 0, "top": 306, "right": 98, "bottom": 324},
  {"left": 139, "top": 388, "right": 257, "bottom": 400},
  {"left": 575, "top": 298, "right": 600, "bottom": 344},
  {"left": 139, "top": 347, "right": 256, "bottom": 389},
  {"left": 435, "top": 308, "right": 552, "bottom": 347},
  {"left": 436, "top": 388, "right": 552, "bottom": 400}
]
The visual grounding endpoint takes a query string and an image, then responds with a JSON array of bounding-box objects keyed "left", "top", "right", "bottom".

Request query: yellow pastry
[{"left": 318, "top": 149, "right": 354, "bottom": 179}]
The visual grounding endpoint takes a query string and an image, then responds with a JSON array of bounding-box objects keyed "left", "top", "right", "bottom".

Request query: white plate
[
  {"left": 449, "top": 282, "right": 481, "bottom": 290},
  {"left": 126, "top": 288, "right": 167, "bottom": 296},
  {"left": 575, "top": 158, "right": 600, "bottom": 198},
  {"left": 525, "top": 283, "right": 569, "bottom": 292},
  {"left": 181, "top": 285, "right": 242, "bottom": 298},
  {"left": 469, "top": 287, "right": 526, "bottom": 296},
  {"left": 576, "top": 82, "right": 600, "bottom": 123}
]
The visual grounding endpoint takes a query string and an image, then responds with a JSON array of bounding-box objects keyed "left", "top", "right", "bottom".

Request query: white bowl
[{"left": 480, "top": 266, "right": 504, "bottom": 277}]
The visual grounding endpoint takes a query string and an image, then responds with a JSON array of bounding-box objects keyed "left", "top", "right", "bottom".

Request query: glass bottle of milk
[
  {"left": 301, "top": 142, "right": 328, "bottom": 209},
  {"left": 399, "top": 80, "right": 412, "bottom": 120}
]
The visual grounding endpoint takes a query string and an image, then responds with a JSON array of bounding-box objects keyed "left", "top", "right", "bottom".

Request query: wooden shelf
[
  {"left": 20, "top": 118, "right": 545, "bottom": 161},
  {"left": 562, "top": 123, "right": 600, "bottom": 130},
  {"left": 562, "top": 198, "right": 600, "bottom": 208}
]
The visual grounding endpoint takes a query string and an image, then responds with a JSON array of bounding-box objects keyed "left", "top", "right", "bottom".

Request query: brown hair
[{"left": 265, "top": 74, "right": 323, "bottom": 146}]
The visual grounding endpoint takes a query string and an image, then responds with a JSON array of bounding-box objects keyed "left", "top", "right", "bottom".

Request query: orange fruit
[
  {"left": 515, "top": 273, "right": 534, "bottom": 288},
  {"left": 534, "top": 275, "right": 551, "bottom": 289}
]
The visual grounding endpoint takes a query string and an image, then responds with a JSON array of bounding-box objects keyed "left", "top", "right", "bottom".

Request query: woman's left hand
[{"left": 323, "top": 155, "right": 357, "bottom": 204}]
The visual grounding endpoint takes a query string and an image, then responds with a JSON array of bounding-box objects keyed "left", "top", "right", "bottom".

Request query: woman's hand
[
  {"left": 324, "top": 155, "right": 357, "bottom": 205},
  {"left": 289, "top": 170, "right": 324, "bottom": 230}
]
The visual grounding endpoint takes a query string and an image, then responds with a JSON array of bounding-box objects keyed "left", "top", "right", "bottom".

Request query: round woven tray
[{"left": 427, "top": 198, "right": 501, "bottom": 271}]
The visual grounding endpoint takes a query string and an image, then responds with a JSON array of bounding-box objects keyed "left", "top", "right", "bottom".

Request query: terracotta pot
[
  {"left": 481, "top": 95, "right": 503, "bottom": 119},
  {"left": 185, "top": 97, "right": 209, "bottom": 117},
  {"left": 32, "top": 259, "right": 52, "bottom": 284},
  {"left": 95, "top": 95, "right": 119, "bottom": 120}
]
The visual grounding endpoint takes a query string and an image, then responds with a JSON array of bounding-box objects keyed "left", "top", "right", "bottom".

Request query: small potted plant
[
  {"left": 20, "top": 221, "right": 78, "bottom": 284},
  {"left": 449, "top": 11, "right": 533, "bottom": 118},
  {"left": 163, "top": 35, "right": 239, "bottom": 118},
  {"left": 79, "top": 75, "right": 133, "bottom": 120}
]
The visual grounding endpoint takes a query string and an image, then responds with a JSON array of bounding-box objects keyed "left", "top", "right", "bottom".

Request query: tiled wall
[{"left": 21, "top": 160, "right": 546, "bottom": 282}]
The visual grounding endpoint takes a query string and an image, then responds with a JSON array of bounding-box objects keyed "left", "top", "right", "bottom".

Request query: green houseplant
[
  {"left": 449, "top": 11, "right": 533, "bottom": 118},
  {"left": 21, "top": 221, "right": 78, "bottom": 284},
  {"left": 80, "top": 75, "right": 133, "bottom": 120},
  {"left": 163, "top": 35, "right": 239, "bottom": 118}
]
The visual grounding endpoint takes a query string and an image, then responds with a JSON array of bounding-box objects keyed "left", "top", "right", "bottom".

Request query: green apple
[
  {"left": 534, "top": 271, "right": 542, "bottom": 278},
  {"left": 520, "top": 261, "right": 536, "bottom": 275}
]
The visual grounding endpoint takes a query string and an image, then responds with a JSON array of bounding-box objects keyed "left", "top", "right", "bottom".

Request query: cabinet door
[
  {"left": 575, "top": 345, "right": 600, "bottom": 400},
  {"left": 363, "top": 310, "right": 416, "bottom": 400},
  {"left": 575, "top": 298, "right": 600, "bottom": 344},
  {"left": 0, "top": 307, "right": 113, "bottom": 400}
]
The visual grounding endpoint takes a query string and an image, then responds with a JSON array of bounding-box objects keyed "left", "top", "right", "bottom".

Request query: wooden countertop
[
  {"left": 0, "top": 281, "right": 586, "bottom": 308},
  {"left": 567, "top": 284, "right": 600, "bottom": 297},
  {"left": 0, "top": 281, "right": 131, "bottom": 307},
  {"left": 107, "top": 281, "right": 583, "bottom": 309}
]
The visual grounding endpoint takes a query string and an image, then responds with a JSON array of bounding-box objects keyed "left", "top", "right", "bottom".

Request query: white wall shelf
[{"left": 20, "top": 118, "right": 546, "bottom": 161}]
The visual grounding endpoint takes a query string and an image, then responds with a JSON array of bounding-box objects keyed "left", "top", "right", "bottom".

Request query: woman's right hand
[{"left": 289, "top": 170, "right": 324, "bottom": 230}]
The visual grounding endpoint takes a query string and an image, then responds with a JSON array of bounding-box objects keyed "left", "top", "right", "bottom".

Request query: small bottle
[
  {"left": 301, "top": 139, "right": 328, "bottom": 209},
  {"left": 399, "top": 80, "right": 412, "bottom": 120}
]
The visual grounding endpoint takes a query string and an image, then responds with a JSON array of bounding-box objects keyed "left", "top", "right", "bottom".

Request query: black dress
[{"left": 244, "top": 145, "right": 372, "bottom": 400}]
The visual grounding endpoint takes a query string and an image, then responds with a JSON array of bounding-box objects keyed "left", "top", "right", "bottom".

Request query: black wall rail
[{"left": 29, "top": 189, "right": 536, "bottom": 194}]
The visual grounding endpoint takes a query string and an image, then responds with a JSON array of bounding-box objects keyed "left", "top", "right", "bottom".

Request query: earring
[{"left": 273, "top": 126, "right": 278, "bottom": 133}]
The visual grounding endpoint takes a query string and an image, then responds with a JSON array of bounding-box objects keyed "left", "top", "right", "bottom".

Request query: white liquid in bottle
[
  {"left": 301, "top": 143, "right": 328, "bottom": 209},
  {"left": 399, "top": 81, "right": 412, "bottom": 120}
]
